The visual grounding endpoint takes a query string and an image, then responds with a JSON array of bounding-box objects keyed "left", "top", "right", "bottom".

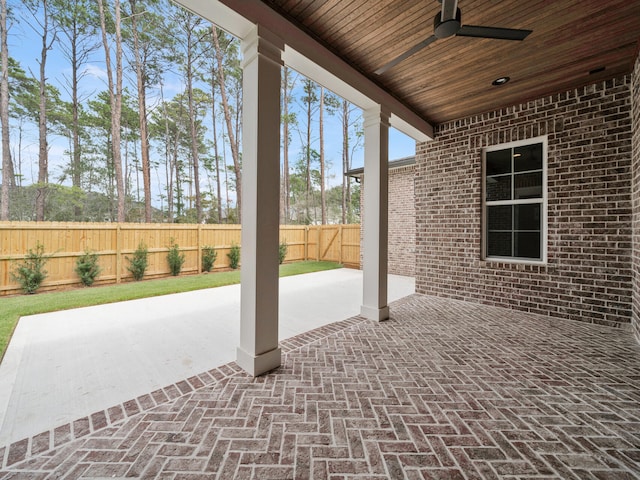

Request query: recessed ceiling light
[{"left": 492, "top": 76, "right": 510, "bottom": 86}]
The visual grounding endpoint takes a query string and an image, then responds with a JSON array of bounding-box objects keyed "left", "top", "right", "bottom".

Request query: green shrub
[
  {"left": 227, "top": 243, "right": 240, "bottom": 269},
  {"left": 167, "top": 238, "right": 185, "bottom": 276},
  {"left": 11, "top": 242, "right": 51, "bottom": 294},
  {"left": 75, "top": 249, "right": 102, "bottom": 287},
  {"left": 126, "top": 241, "right": 149, "bottom": 281},
  {"left": 278, "top": 241, "right": 288, "bottom": 264},
  {"left": 202, "top": 245, "right": 217, "bottom": 272}
]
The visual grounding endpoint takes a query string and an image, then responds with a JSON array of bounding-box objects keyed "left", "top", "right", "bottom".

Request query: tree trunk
[
  {"left": 159, "top": 82, "right": 173, "bottom": 221},
  {"left": 186, "top": 40, "right": 201, "bottom": 223},
  {"left": 16, "top": 120, "right": 23, "bottom": 186},
  {"left": 305, "top": 83, "right": 312, "bottom": 223},
  {"left": 129, "top": 0, "right": 152, "bottom": 222},
  {"left": 174, "top": 98, "right": 187, "bottom": 221},
  {"left": 35, "top": 0, "right": 51, "bottom": 221},
  {"left": 223, "top": 142, "right": 230, "bottom": 221},
  {"left": 281, "top": 67, "right": 290, "bottom": 224},
  {"left": 341, "top": 99, "right": 349, "bottom": 224},
  {"left": 106, "top": 132, "right": 115, "bottom": 221},
  {"left": 98, "top": 0, "right": 125, "bottom": 222},
  {"left": 174, "top": 148, "right": 181, "bottom": 219},
  {"left": 211, "top": 26, "right": 241, "bottom": 222},
  {"left": 210, "top": 58, "right": 222, "bottom": 223},
  {"left": 71, "top": 18, "right": 82, "bottom": 219},
  {"left": 113, "top": 0, "right": 125, "bottom": 222},
  {"left": 319, "top": 87, "right": 326, "bottom": 224},
  {"left": 0, "top": 0, "right": 10, "bottom": 220},
  {"left": 71, "top": 33, "right": 82, "bottom": 221}
]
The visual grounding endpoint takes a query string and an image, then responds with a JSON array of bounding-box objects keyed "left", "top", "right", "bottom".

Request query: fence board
[{"left": 0, "top": 222, "right": 361, "bottom": 295}]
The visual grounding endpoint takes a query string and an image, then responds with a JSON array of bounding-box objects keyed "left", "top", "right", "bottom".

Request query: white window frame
[{"left": 481, "top": 135, "right": 548, "bottom": 264}]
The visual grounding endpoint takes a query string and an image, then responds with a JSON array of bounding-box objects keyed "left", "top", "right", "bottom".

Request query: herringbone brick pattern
[{"left": 1, "top": 294, "right": 640, "bottom": 479}]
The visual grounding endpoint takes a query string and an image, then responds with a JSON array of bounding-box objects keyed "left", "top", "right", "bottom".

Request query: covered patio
[
  {"left": 1, "top": 294, "right": 639, "bottom": 478},
  {"left": 2, "top": 0, "right": 639, "bottom": 477},
  {"left": 159, "top": 0, "right": 640, "bottom": 379}
]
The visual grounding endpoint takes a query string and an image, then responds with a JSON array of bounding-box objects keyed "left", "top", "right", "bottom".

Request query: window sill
[
  {"left": 477, "top": 259, "right": 556, "bottom": 276},
  {"left": 482, "top": 256, "right": 548, "bottom": 267}
]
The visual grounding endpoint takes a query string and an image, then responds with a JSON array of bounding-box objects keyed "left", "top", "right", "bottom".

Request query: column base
[
  {"left": 360, "top": 305, "right": 390, "bottom": 322},
  {"left": 236, "top": 346, "right": 282, "bottom": 377}
]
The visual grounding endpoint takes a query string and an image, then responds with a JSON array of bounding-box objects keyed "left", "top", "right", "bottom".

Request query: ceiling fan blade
[
  {"left": 440, "top": 0, "right": 458, "bottom": 22},
  {"left": 457, "top": 25, "right": 532, "bottom": 41},
  {"left": 374, "top": 35, "right": 437, "bottom": 75}
]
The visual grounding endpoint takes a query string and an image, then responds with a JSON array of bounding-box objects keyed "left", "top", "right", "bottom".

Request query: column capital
[
  {"left": 241, "top": 25, "right": 284, "bottom": 69},
  {"left": 362, "top": 104, "right": 391, "bottom": 127}
]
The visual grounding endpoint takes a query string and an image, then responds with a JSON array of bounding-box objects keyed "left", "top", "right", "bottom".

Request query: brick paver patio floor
[{"left": 1, "top": 294, "right": 640, "bottom": 479}]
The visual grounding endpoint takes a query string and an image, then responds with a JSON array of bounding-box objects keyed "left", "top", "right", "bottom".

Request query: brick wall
[
  {"left": 359, "top": 163, "right": 416, "bottom": 276},
  {"left": 632, "top": 54, "right": 640, "bottom": 341},
  {"left": 416, "top": 76, "right": 633, "bottom": 328},
  {"left": 388, "top": 165, "right": 416, "bottom": 276}
]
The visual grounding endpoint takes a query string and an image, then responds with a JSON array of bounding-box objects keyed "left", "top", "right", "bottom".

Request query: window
[{"left": 483, "top": 136, "right": 547, "bottom": 262}]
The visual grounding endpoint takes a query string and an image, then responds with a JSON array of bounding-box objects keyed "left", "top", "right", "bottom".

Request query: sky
[{"left": 8, "top": 1, "right": 416, "bottom": 204}]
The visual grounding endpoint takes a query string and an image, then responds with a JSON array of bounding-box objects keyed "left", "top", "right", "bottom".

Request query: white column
[
  {"left": 236, "top": 26, "right": 283, "bottom": 376},
  {"left": 360, "top": 106, "right": 390, "bottom": 321}
]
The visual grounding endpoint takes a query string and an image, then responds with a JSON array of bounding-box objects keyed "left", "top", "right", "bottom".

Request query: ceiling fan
[{"left": 374, "top": 0, "right": 532, "bottom": 75}]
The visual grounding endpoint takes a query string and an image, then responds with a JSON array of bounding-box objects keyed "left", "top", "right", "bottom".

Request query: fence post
[
  {"left": 116, "top": 223, "right": 122, "bottom": 284},
  {"left": 317, "top": 226, "right": 321, "bottom": 261},
  {"left": 197, "top": 224, "right": 202, "bottom": 274},
  {"left": 304, "top": 226, "right": 309, "bottom": 260},
  {"left": 338, "top": 225, "right": 343, "bottom": 264}
]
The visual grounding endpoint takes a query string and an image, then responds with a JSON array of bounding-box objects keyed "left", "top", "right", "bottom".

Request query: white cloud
[
  {"left": 149, "top": 78, "right": 184, "bottom": 97},
  {"left": 82, "top": 64, "right": 108, "bottom": 82}
]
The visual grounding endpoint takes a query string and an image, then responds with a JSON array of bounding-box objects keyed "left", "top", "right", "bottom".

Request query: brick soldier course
[{"left": 1, "top": 295, "right": 639, "bottom": 479}]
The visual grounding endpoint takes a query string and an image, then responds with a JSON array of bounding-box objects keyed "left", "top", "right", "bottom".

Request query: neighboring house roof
[{"left": 345, "top": 156, "right": 415, "bottom": 178}]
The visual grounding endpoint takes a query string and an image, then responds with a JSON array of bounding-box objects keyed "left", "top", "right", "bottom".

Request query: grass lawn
[{"left": 0, "top": 261, "right": 342, "bottom": 361}]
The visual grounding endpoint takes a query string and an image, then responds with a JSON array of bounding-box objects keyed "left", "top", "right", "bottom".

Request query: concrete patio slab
[{"left": 0, "top": 269, "right": 414, "bottom": 447}]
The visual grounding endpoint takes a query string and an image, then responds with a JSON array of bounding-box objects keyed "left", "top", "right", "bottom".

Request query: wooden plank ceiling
[{"left": 260, "top": 0, "right": 640, "bottom": 125}]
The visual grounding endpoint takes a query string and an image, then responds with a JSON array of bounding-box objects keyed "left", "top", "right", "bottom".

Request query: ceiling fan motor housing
[{"left": 434, "top": 7, "right": 461, "bottom": 38}]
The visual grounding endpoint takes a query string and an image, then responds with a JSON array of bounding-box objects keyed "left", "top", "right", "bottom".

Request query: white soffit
[{"left": 173, "top": 0, "right": 433, "bottom": 142}]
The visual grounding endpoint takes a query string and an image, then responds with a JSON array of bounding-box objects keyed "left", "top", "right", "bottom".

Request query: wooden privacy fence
[{"left": 0, "top": 222, "right": 360, "bottom": 295}]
